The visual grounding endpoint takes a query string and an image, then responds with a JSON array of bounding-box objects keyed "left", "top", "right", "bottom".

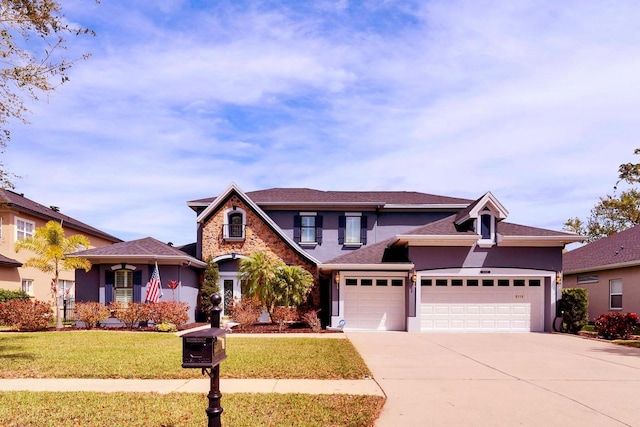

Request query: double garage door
[
  {"left": 420, "top": 277, "right": 545, "bottom": 332},
  {"left": 343, "top": 277, "right": 405, "bottom": 331}
]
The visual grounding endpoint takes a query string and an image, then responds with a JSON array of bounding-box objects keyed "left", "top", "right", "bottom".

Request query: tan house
[
  {"left": 0, "top": 189, "right": 121, "bottom": 313},
  {"left": 563, "top": 225, "right": 640, "bottom": 320}
]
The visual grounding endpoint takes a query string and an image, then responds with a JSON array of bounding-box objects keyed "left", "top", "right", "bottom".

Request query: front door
[{"left": 220, "top": 274, "right": 241, "bottom": 315}]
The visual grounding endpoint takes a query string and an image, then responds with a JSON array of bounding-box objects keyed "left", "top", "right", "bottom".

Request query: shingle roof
[
  {"left": 324, "top": 237, "right": 411, "bottom": 265},
  {"left": 0, "top": 189, "right": 121, "bottom": 243},
  {"left": 73, "top": 237, "right": 202, "bottom": 264},
  {"left": 563, "top": 226, "right": 640, "bottom": 272},
  {"left": 190, "top": 188, "right": 472, "bottom": 207},
  {"left": 0, "top": 254, "right": 22, "bottom": 267}
]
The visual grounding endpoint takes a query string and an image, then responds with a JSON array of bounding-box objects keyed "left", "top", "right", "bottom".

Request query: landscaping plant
[
  {"left": 302, "top": 309, "right": 322, "bottom": 332},
  {"left": 560, "top": 288, "right": 589, "bottom": 334},
  {"left": 226, "top": 296, "right": 262, "bottom": 330},
  {"left": 147, "top": 301, "right": 189, "bottom": 326},
  {"left": 594, "top": 312, "right": 639, "bottom": 340},
  {"left": 0, "top": 299, "right": 52, "bottom": 331},
  {"left": 0, "top": 288, "right": 30, "bottom": 303},
  {"left": 108, "top": 302, "right": 152, "bottom": 329},
  {"left": 73, "top": 301, "right": 110, "bottom": 329}
]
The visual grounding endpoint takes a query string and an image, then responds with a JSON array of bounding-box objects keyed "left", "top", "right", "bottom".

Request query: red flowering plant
[
  {"left": 167, "top": 280, "right": 180, "bottom": 300},
  {"left": 594, "top": 312, "right": 639, "bottom": 340}
]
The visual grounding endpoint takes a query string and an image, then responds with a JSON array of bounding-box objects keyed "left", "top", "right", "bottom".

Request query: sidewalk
[{"left": 0, "top": 378, "right": 384, "bottom": 396}]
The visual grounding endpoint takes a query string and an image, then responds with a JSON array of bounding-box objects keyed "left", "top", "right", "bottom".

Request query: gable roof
[
  {"left": 563, "top": 225, "right": 640, "bottom": 274},
  {"left": 189, "top": 187, "right": 472, "bottom": 211},
  {"left": 0, "top": 189, "right": 121, "bottom": 243},
  {"left": 69, "top": 237, "right": 206, "bottom": 267},
  {"left": 195, "top": 183, "right": 321, "bottom": 266},
  {"left": 393, "top": 214, "right": 581, "bottom": 247},
  {"left": 454, "top": 192, "right": 509, "bottom": 224}
]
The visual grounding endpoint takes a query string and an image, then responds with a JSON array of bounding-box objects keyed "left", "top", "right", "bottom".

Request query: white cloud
[{"left": 4, "top": 0, "right": 640, "bottom": 244}]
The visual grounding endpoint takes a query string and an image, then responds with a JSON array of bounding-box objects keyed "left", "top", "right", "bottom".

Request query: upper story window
[
  {"left": 294, "top": 213, "right": 323, "bottom": 245},
  {"left": 476, "top": 209, "right": 496, "bottom": 247},
  {"left": 339, "top": 213, "right": 367, "bottom": 246},
  {"left": 223, "top": 207, "right": 246, "bottom": 241},
  {"left": 16, "top": 218, "right": 35, "bottom": 241}
]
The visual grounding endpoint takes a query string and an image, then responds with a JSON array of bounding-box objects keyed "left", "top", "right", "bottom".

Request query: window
[
  {"left": 16, "top": 218, "right": 34, "bottom": 240},
  {"left": 498, "top": 279, "right": 510, "bottom": 287},
  {"left": 376, "top": 279, "right": 388, "bottom": 286},
  {"left": 361, "top": 279, "right": 373, "bottom": 286},
  {"left": 223, "top": 207, "right": 246, "bottom": 240},
  {"left": 345, "top": 216, "right": 361, "bottom": 244},
  {"left": 345, "top": 278, "right": 358, "bottom": 286},
  {"left": 452, "top": 279, "right": 463, "bottom": 286},
  {"left": 59, "top": 280, "right": 75, "bottom": 299},
  {"left": 436, "top": 279, "right": 448, "bottom": 286},
  {"left": 391, "top": 279, "right": 403, "bottom": 287},
  {"left": 477, "top": 211, "right": 496, "bottom": 247},
  {"left": 421, "top": 279, "right": 432, "bottom": 286},
  {"left": 339, "top": 214, "right": 367, "bottom": 245},
  {"left": 513, "top": 279, "right": 525, "bottom": 287},
  {"left": 115, "top": 270, "right": 134, "bottom": 305},
  {"left": 577, "top": 274, "right": 599, "bottom": 283},
  {"left": 610, "top": 279, "right": 623, "bottom": 310},
  {"left": 482, "top": 279, "right": 494, "bottom": 287},
  {"left": 294, "top": 213, "right": 323, "bottom": 245},
  {"left": 529, "top": 279, "right": 541, "bottom": 287},
  {"left": 22, "top": 279, "right": 33, "bottom": 296},
  {"left": 467, "top": 279, "right": 479, "bottom": 286},
  {"left": 0, "top": 216, "right": 3, "bottom": 239}
]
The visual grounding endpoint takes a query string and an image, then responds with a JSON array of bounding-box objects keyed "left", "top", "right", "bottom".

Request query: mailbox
[{"left": 182, "top": 327, "right": 227, "bottom": 369}]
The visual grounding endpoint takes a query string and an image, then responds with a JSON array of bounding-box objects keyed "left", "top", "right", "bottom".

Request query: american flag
[{"left": 145, "top": 262, "right": 163, "bottom": 303}]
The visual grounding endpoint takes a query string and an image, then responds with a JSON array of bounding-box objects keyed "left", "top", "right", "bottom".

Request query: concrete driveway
[{"left": 346, "top": 332, "right": 640, "bottom": 427}]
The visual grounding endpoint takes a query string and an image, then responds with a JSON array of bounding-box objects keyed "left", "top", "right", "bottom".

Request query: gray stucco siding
[{"left": 409, "top": 246, "right": 562, "bottom": 272}]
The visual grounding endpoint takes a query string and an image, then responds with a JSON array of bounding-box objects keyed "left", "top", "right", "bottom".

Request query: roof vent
[
  {"left": 50, "top": 206, "right": 60, "bottom": 212},
  {"left": 167, "top": 242, "right": 173, "bottom": 247}
]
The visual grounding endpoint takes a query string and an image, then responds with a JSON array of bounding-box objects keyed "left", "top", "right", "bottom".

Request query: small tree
[
  {"left": 238, "top": 252, "right": 314, "bottom": 323},
  {"left": 559, "top": 288, "right": 589, "bottom": 334},
  {"left": 15, "top": 220, "right": 91, "bottom": 329},
  {"left": 199, "top": 257, "right": 220, "bottom": 317}
]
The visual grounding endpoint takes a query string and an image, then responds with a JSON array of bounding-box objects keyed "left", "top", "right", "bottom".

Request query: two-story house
[
  {"left": 0, "top": 189, "right": 121, "bottom": 316},
  {"left": 189, "top": 183, "right": 584, "bottom": 332}
]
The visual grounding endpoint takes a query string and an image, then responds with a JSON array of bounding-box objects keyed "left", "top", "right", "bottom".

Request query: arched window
[{"left": 223, "top": 207, "right": 246, "bottom": 240}]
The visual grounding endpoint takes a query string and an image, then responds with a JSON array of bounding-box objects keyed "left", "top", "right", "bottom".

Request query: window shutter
[
  {"left": 105, "top": 270, "right": 114, "bottom": 303},
  {"left": 360, "top": 215, "right": 368, "bottom": 245},
  {"left": 293, "top": 215, "right": 301, "bottom": 243},
  {"left": 133, "top": 270, "right": 143, "bottom": 303},
  {"left": 338, "top": 215, "right": 346, "bottom": 245},
  {"left": 316, "top": 215, "right": 323, "bottom": 245}
]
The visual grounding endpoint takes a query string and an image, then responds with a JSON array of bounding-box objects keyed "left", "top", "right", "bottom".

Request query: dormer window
[
  {"left": 477, "top": 209, "right": 496, "bottom": 247},
  {"left": 223, "top": 207, "right": 246, "bottom": 241}
]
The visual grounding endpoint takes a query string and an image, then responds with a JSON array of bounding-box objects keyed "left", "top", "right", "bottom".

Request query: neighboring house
[
  {"left": 188, "top": 183, "right": 583, "bottom": 332},
  {"left": 0, "top": 188, "right": 120, "bottom": 312},
  {"left": 563, "top": 226, "right": 640, "bottom": 321},
  {"left": 70, "top": 237, "right": 206, "bottom": 323}
]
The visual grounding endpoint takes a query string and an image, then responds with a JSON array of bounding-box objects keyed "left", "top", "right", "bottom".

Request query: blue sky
[{"left": 4, "top": 0, "right": 639, "bottom": 245}]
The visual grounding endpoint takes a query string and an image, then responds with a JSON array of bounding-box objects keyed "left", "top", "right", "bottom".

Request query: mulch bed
[{"left": 182, "top": 321, "right": 341, "bottom": 334}]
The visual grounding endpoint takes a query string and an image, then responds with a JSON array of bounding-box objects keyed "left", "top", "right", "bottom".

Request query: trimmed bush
[
  {"left": 0, "top": 289, "right": 30, "bottom": 303},
  {"left": 271, "top": 306, "right": 299, "bottom": 331},
  {"left": 227, "top": 296, "right": 262, "bottom": 330},
  {"left": 560, "top": 288, "right": 589, "bottom": 334},
  {"left": 148, "top": 301, "right": 189, "bottom": 326},
  {"left": 595, "top": 312, "right": 639, "bottom": 340},
  {"left": 74, "top": 301, "right": 111, "bottom": 329},
  {"left": 108, "top": 302, "right": 152, "bottom": 329},
  {"left": 0, "top": 299, "right": 53, "bottom": 331}
]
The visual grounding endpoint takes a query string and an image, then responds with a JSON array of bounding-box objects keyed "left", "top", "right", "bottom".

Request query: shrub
[
  {"left": 156, "top": 322, "right": 177, "bottom": 332},
  {"left": 227, "top": 296, "right": 262, "bottom": 330},
  {"left": 0, "top": 289, "right": 30, "bottom": 303},
  {"left": 74, "top": 302, "right": 111, "bottom": 329},
  {"left": 271, "top": 306, "right": 299, "bottom": 331},
  {"left": 595, "top": 312, "right": 639, "bottom": 340},
  {"left": 108, "top": 302, "right": 152, "bottom": 329},
  {"left": 560, "top": 288, "right": 589, "bottom": 334},
  {"left": 148, "top": 301, "right": 189, "bottom": 326},
  {"left": 0, "top": 299, "right": 53, "bottom": 331},
  {"left": 302, "top": 309, "right": 322, "bottom": 332}
]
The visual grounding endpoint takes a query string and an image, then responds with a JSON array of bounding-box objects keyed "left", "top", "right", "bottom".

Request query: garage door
[
  {"left": 344, "top": 277, "right": 405, "bottom": 331},
  {"left": 420, "top": 277, "right": 544, "bottom": 332}
]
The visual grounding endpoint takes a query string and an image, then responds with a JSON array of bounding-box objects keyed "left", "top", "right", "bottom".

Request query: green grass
[
  {"left": 0, "top": 331, "right": 371, "bottom": 379},
  {"left": 0, "top": 391, "right": 385, "bottom": 427},
  {"left": 612, "top": 340, "right": 640, "bottom": 348}
]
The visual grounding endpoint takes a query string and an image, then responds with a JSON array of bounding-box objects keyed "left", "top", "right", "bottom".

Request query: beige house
[
  {"left": 563, "top": 225, "right": 640, "bottom": 320},
  {"left": 0, "top": 189, "right": 120, "bottom": 312}
]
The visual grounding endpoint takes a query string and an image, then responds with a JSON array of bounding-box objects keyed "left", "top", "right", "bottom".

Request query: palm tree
[
  {"left": 15, "top": 220, "right": 91, "bottom": 329},
  {"left": 238, "top": 252, "right": 314, "bottom": 323}
]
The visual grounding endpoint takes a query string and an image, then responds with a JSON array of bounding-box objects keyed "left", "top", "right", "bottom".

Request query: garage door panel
[
  {"left": 421, "top": 278, "right": 544, "bottom": 332},
  {"left": 344, "top": 280, "right": 405, "bottom": 331}
]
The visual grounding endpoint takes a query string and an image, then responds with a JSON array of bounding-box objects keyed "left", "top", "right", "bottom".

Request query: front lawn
[
  {"left": 0, "top": 331, "right": 370, "bottom": 379},
  {"left": 0, "top": 391, "right": 385, "bottom": 427}
]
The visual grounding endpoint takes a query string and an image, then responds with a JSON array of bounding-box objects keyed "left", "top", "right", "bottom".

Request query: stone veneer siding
[{"left": 201, "top": 194, "right": 320, "bottom": 307}]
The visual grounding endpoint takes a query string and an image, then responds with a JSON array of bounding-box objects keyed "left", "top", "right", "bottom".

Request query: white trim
[
  {"left": 110, "top": 264, "right": 137, "bottom": 271},
  {"left": 299, "top": 211, "right": 317, "bottom": 216},
  {"left": 320, "top": 263, "right": 413, "bottom": 271},
  {"left": 212, "top": 253, "right": 250, "bottom": 263}
]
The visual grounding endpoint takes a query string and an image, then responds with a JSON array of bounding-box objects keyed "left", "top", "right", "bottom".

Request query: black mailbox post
[{"left": 182, "top": 294, "right": 226, "bottom": 427}]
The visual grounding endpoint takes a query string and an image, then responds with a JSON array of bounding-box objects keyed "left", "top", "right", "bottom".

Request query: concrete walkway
[{"left": 0, "top": 377, "right": 383, "bottom": 396}]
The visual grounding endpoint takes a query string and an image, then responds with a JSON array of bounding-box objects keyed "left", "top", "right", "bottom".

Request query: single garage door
[
  {"left": 344, "top": 277, "right": 405, "bottom": 331},
  {"left": 420, "top": 277, "right": 544, "bottom": 332}
]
